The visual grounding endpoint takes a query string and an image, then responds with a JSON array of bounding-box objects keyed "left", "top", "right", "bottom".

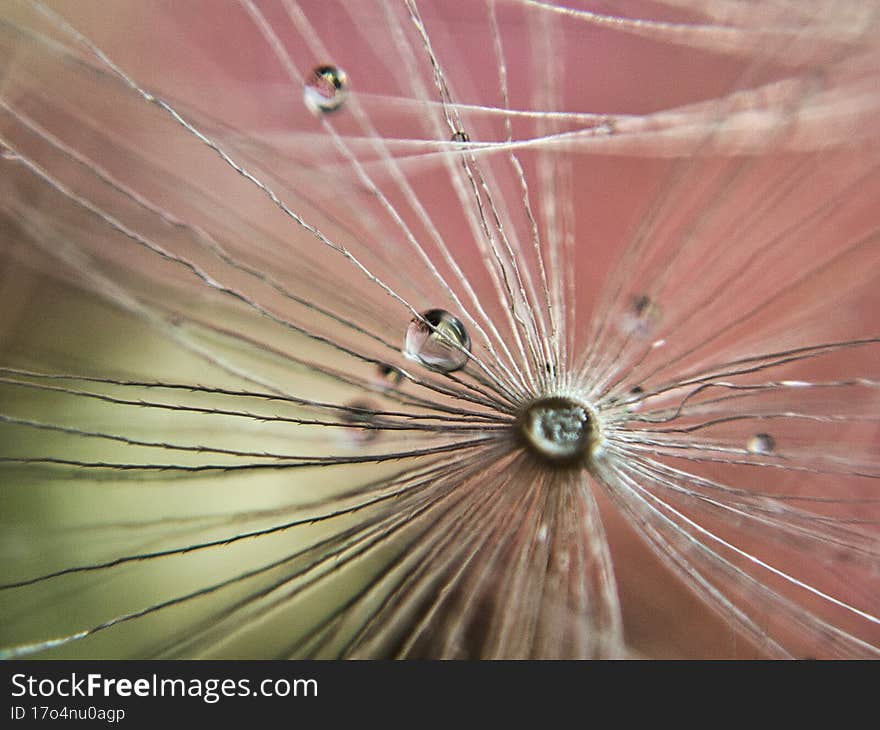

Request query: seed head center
[{"left": 518, "top": 396, "right": 599, "bottom": 467}]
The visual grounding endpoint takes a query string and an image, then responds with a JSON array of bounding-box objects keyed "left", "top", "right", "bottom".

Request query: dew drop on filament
[
  {"left": 342, "top": 399, "right": 381, "bottom": 443},
  {"left": 747, "top": 433, "right": 776, "bottom": 455},
  {"left": 304, "top": 64, "right": 349, "bottom": 114},
  {"left": 374, "top": 363, "right": 404, "bottom": 391},
  {"left": 621, "top": 294, "right": 662, "bottom": 338},
  {"left": 404, "top": 309, "right": 470, "bottom": 373}
]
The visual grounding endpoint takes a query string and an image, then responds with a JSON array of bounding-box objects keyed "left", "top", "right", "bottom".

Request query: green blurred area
[{"left": 0, "top": 262, "right": 393, "bottom": 658}]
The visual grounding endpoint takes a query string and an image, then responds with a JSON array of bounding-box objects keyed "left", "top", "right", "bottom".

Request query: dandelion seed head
[
  {"left": 0, "top": 0, "right": 879, "bottom": 660},
  {"left": 517, "top": 395, "right": 602, "bottom": 467}
]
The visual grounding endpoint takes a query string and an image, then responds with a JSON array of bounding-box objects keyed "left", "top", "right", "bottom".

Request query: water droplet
[
  {"left": 374, "top": 363, "right": 404, "bottom": 391},
  {"left": 304, "top": 65, "right": 349, "bottom": 114},
  {"left": 621, "top": 294, "right": 662, "bottom": 338},
  {"left": 633, "top": 295, "right": 653, "bottom": 316},
  {"left": 747, "top": 433, "right": 775, "bottom": 455},
  {"left": 624, "top": 385, "right": 645, "bottom": 412},
  {"left": 341, "top": 399, "right": 380, "bottom": 443},
  {"left": 519, "top": 396, "right": 599, "bottom": 466},
  {"left": 451, "top": 130, "right": 470, "bottom": 143},
  {"left": 596, "top": 117, "right": 617, "bottom": 135},
  {"left": 404, "top": 309, "right": 470, "bottom": 373}
]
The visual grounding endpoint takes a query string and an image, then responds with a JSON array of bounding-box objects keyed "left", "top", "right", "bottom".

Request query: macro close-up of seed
[{"left": 0, "top": 0, "right": 879, "bottom": 660}]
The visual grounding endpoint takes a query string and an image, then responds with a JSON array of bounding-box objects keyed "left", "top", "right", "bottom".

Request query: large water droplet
[
  {"left": 304, "top": 65, "right": 349, "bottom": 114},
  {"left": 404, "top": 309, "right": 470, "bottom": 373},
  {"left": 747, "top": 433, "right": 775, "bottom": 455}
]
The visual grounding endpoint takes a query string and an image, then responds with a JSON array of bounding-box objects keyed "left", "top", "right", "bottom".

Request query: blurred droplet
[
  {"left": 342, "top": 399, "right": 381, "bottom": 443},
  {"left": 621, "top": 295, "right": 662, "bottom": 338},
  {"left": 374, "top": 363, "right": 404, "bottom": 391},
  {"left": 625, "top": 385, "right": 645, "bottom": 412},
  {"left": 404, "top": 309, "right": 470, "bottom": 373},
  {"left": 304, "top": 64, "right": 349, "bottom": 114},
  {"left": 747, "top": 433, "right": 776, "bottom": 455}
]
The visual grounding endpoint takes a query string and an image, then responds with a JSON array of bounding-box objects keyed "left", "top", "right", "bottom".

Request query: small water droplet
[
  {"left": 304, "top": 65, "right": 349, "bottom": 114},
  {"left": 404, "top": 309, "right": 470, "bottom": 373},
  {"left": 624, "top": 385, "right": 645, "bottom": 412},
  {"left": 747, "top": 433, "right": 775, "bottom": 455},
  {"left": 596, "top": 117, "right": 617, "bottom": 135},
  {"left": 342, "top": 399, "right": 380, "bottom": 443},
  {"left": 451, "top": 130, "right": 470, "bottom": 143},
  {"left": 374, "top": 363, "right": 404, "bottom": 391},
  {"left": 621, "top": 294, "right": 662, "bottom": 338},
  {"left": 633, "top": 295, "right": 653, "bottom": 316}
]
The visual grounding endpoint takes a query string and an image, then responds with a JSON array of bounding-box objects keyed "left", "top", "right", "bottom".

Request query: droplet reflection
[
  {"left": 304, "top": 64, "right": 349, "bottom": 114},
  {"left": 404, "top": 309, "right": 470, "bottom": 373},
  {"left": 342, "top": 399, "right": 381, "bottom": 443},
  {"left": 747, "top": 433, "right": 776, "bottom": 455}
]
